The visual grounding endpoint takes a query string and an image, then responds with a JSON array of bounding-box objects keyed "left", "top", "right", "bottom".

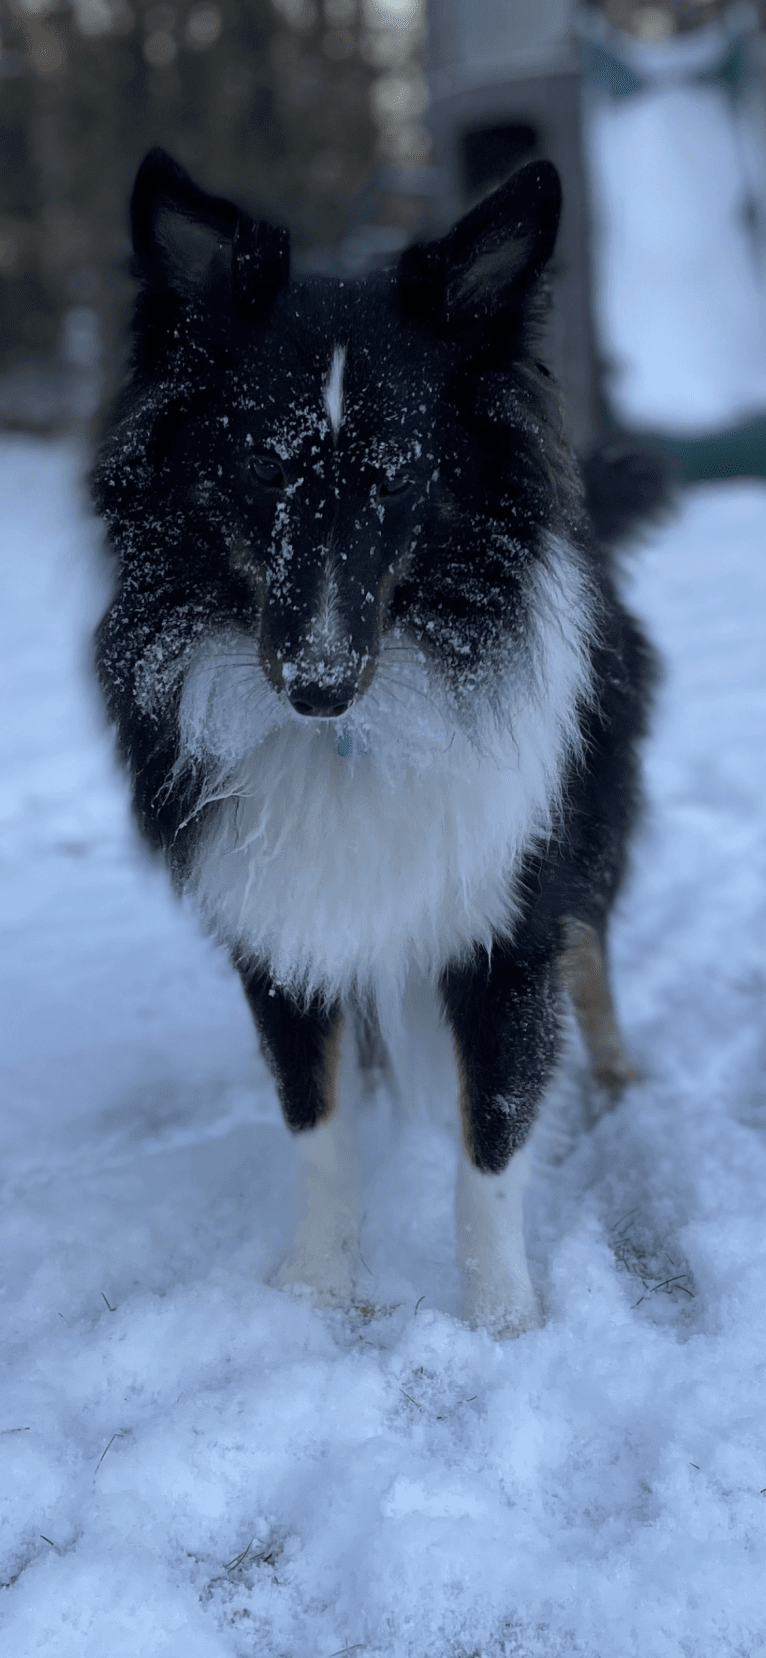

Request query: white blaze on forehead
[{"left": 324, "top": 344, "right": 346, "bottom": 436}]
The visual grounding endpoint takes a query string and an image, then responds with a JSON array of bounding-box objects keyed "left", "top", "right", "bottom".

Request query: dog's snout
[{"left": 289, "top": 683, "right": 353, "bottom": 719}]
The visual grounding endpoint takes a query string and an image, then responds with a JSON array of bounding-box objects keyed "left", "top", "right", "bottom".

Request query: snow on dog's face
[
  {"left": 182, "top": 290, "right": 442, "bottom": 721},
  {"left": 94, "top": 149, "right": 588, "bottom": 860}
]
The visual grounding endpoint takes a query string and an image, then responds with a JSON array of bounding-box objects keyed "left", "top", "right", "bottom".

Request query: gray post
[{"left": 426, "top": 0, "right": 601, "bottom": 451}]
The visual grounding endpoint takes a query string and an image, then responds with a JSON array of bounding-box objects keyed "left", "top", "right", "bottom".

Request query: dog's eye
[
  {"left": 252, "top": 455, "right": 285, "bottom": 489},
  {"left": 378, "top": 473, "right": 412, "bottom": 499}
]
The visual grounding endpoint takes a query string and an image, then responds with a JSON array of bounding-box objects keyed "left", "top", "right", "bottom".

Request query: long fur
[{"left": 168, "top": 535, "right": 595, "bottom": 1007}]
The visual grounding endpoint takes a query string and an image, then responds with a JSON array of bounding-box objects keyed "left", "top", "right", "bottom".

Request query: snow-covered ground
[{"left": 1, "top": 437, "right": 765, "bottom": 1655}]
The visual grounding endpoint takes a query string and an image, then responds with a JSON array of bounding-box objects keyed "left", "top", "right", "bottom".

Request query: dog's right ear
[
  {"left": 398, "top": 160, "right": 560, "bottom": 340},
  {"left": 130, "top": 148, "right": 290, "bottom": 318}
]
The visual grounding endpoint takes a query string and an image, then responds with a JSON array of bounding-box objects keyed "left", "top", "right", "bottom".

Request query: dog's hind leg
[
  {"left": 441, "top": 944, "right": 560, "bottom": 1338},
  {"left": 560, "top": 917, "right": 640, "bottom": 1106},
  {"left": 238, "top": 965, "right": 358, "bottom": 1305}
]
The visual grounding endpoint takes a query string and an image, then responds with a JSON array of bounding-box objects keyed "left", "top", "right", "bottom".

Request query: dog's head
[{"left": 96, "top": 148, "right": 580, "bottom": 746}]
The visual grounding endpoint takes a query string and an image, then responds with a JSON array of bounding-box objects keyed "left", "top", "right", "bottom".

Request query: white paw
[
  {"left": 274, "top": 1100, "right": 359, "bottom": 1308},
  {"left": 271, "top": 1236, "right": 356, "bottom": 1307},
  {"left": 462, "top": 1273, "right": 543, "bottom": 1340},
  {"left": 457, "top": 1144, "right": 541, "bottom": 1340}
]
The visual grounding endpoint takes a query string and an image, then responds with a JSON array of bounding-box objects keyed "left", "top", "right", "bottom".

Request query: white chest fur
[{"left": 175, "top": 541, "right": 593, "bottom": 1005}]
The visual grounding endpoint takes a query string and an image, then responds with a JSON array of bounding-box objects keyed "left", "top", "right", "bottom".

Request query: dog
[{"left": 93, "top": 148, "right": 658, "bottom": 1336}]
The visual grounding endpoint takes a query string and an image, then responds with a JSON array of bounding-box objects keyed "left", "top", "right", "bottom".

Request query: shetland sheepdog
[{"left": 93, "top": 149, "right": 659, "bottom": 1335}]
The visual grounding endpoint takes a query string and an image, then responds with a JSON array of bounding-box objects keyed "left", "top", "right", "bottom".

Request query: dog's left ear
[{"left": 398, "top": 160, "right": 561, "bottom": 331}]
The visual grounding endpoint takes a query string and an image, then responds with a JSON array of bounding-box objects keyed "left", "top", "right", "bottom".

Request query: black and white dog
[{"left": 94, "top": 149, "right": 657, "bottom": 1336}]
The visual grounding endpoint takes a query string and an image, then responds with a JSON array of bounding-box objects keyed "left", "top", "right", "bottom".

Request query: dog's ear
[
  {"left": 130, "top": 148, "right": 290, "bottom": 318},
  {"left": 398, "top": 160, "right": 561, "bottom": 332}
]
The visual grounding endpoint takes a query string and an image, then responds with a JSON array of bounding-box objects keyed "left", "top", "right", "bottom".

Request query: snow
[{"left": 1, "top": 435, "right": 765, "bottom": 1655}]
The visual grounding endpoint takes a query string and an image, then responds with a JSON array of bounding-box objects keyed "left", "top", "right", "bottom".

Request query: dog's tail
[{"left": 581, "top": 442, "right": 675, "bottom": 548}]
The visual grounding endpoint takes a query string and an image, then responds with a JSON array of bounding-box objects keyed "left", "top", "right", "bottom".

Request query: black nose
[{"left": 288, "top": 683, "right": 353, "bottom": 718}]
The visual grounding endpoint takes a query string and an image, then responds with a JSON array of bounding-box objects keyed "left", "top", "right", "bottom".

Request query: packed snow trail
[{"left": 0, "top": 438, "right": 765, "bottom": 1657}]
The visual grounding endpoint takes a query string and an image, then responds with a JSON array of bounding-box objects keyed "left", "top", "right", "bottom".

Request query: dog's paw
[
  {"left": 461, "top": 1256, "right": 543, "bottom": 1340},
  {"left": 464, "top": 1286, "right": 544, "bottom": 1341},
  {"left": 488, "top": 1301, "right": 545, "bottom": 1341},
  {"left": 271, "top": 1240, "right": 355, "bottom": 1308}
]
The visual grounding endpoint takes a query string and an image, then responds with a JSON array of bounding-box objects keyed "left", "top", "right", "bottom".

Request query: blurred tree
[{"left": 0, "top": 0, "right": 431, "bottom": 429}]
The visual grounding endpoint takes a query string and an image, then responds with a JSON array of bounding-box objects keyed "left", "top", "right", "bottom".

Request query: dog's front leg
[
  {"left": 441, "top": 944, "right": 561, "bottom": 1338},
  {"left": 238, "top": 964, "right": 358, "bottom": 1305}
]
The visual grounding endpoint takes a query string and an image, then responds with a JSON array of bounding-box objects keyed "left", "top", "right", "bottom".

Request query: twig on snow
[
  {"left": 95, "top": 1430, "right": 128, "bottom": 1471},
  {"left": 634, "top": 1275, "right": 694, "bottom": 1307},
  {"left": 225, "top": 1538, "right": 256, "bottom": 1573}
]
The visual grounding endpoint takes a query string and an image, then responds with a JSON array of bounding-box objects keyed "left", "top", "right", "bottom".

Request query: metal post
[{"left": 426, "top": 0, "right": 602, "bottom": 450}]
